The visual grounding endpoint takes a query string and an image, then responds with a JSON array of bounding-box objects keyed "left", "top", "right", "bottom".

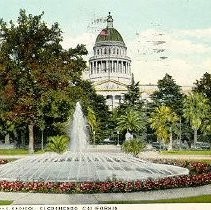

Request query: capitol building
[
  {"left": 87, "top": 13, "right": 192, "bottom": 109},
  {"left": 88, "top": 13, "right": 132, "bottom": 110}
]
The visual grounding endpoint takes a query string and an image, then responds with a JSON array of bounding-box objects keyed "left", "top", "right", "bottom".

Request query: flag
[{"left": 100, "top": 29, "right": 109, "bottom": 36}]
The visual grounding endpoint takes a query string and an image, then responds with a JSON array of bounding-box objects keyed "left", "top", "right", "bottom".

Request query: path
[{"left": 0, "top": 184, "right": 211, "bottom": 204}]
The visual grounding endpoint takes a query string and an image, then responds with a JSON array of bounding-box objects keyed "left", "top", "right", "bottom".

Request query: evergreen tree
[
  {"left": 193, "top": 72, "right": 211, "bottom": 103},
  {"left": 117, "top": 74, "right": 143, "bottom": 115},
  {"left": 193, "top": 72, "right": 211, "bottom": 143},
  {"left": 150, "top": 74, "right": 184, "bottom": 115},
  {"left": 124, "top": 74, "right": 143, "bottom": 108}
]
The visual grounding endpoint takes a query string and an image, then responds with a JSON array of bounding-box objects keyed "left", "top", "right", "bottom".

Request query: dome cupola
[
  {"left": 107, "top": 12, "right": 113, "bottom": 28},
  {"left": 95, "top": 12, "right": 125, "bottom": 45}
]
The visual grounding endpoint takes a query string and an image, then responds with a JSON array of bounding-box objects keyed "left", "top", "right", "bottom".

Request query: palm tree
[
  {"left": 46, "top": 135, "right": 69, "bottom": 154},
  {"left": 116, "top": 108, "right": 145, "bottom": 136},
  {"left": 183, "top": 92, "right": 210, "bottom": 147},
  {"left": 150, "top": 106, "right": 179, "bottom": 150}
]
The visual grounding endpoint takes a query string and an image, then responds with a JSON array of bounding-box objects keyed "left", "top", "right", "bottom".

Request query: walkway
[{"left": 0, "top": 184, "right": 210, "bottom": 204}]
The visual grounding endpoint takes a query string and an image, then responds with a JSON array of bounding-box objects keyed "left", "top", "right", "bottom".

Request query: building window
[
  {"left": 106, "top": 95, "right": 113, "bottom": 99},
  {"left": 115, "top": 95, "right": 121, "bottom": 100}
]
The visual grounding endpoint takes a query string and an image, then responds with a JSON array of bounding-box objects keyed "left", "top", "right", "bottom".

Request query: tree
[
  {"left": 124, "top": 74, "right": 143, "bottom": 107},
  {"left": 193, "top": 72, "right": 211, "bottom": 103},
  {"left": 194, "top": 73, "right": 211, "bottom": 143},
  {"left": 78, "top": 80, "right": 110, "bottom": 142},
  {"left": 117, "top": 74, "right": 143, "bottom": 115},
  {"left": 0, "top": 10, "right": 87, "bottom": 153},
  {"left": 201, "top": 113, "right": 211, "bottom": 139},
  {"left": 87, "top": 106, "right": 98, "bottom": 144},
  {"left": 150, "top": 106, "right": 179, "bottom": 150},
  {"left": 116, "top": 108, "right": 146, "bottom": 136},
  {"left": 183, "top": 92, "right": 210, "bottom": 147},
  {"left": 37, "top": 89, "right": 76, "bottom": 147},
  {"left": 150, "top": 74, "right": 184, "bottom": 115},
  {"left": 114, "top": 75, "right": 145, "bottom": 141}
]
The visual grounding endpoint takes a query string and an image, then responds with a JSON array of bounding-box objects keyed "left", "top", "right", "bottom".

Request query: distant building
[
  {"left": 139, "top": 84, "right": 193, "bottom": 101},
  {"left": 88, "top": 13, "right": 132, "bottom": 110}
]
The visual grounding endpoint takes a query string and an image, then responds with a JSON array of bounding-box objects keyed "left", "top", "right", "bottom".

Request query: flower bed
[
  {"left": 0, "top": 159, "right": 8, "bottom": 164},
  {"left": 0, "top": 159, "right": 210, "bottom": 194},
  {"left": 147, "top": 159, "right": 211, "bottom": 175}
]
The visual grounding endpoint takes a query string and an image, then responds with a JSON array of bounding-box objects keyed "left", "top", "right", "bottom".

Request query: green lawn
[
  {"left": 103, "top": 194, "right": 211, "bottom": 204},
  {"left": 0, "top": 149, "right": 44, "bottom": 155},
  {"left": 161, "top": 150, "right": 211, "bottom": 155},
  {"left": 0, "top": 200, "right": 13, "bottom": 205}
]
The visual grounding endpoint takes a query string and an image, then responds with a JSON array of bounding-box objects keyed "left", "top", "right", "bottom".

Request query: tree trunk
[
  {"left": 179, "top": 117, "right": 182, "bottom": 150},
  {"left": 28, "top": 123, "right": 34, "bottom": 154},
  {"left": 21, "top": 131, "right": 25, "bottom": 148},
  {"left": 41, "top": 129, "right": 44, "bottom": 151},
  {"left": 193, "top": 129, "right": 198, "bottom": 148},
  {"left": 168, "top": 128, "right": 173, "bottom": 151},
  {"left": 5, "top": 133, "right": 10, "bottom": 144}
]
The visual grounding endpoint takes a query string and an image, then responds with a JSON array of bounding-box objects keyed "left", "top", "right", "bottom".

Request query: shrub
[
  {"left": 46, "top": 135, "right": 69, "bottom": 154},
  {"left": 121, "top": 137, "right": 146, "bottom": 157}
]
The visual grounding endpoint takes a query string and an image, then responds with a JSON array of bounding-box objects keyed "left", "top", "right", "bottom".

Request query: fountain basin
[{"left": 0, "top": 152, "right": 189, "bottom": 182}]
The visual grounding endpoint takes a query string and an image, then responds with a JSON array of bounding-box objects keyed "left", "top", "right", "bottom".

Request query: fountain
[
  {"left": 69, "top": 102, "right": 89, "bottom": 152},
  {"left": 0, "top": 102, "right": 189, "bottom": 182}
]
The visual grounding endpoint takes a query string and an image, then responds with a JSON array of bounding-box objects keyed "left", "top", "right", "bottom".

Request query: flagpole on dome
[
  {"left": 107, "top": 12, "right": 113, "bottom": 28},
  {"left": 107, "top": 12, "right": 112, "bottom": 80}
]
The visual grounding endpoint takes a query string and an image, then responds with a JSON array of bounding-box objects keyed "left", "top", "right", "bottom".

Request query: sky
[{"left": 0, "top": 0, "right": 211, "bottom": 86}]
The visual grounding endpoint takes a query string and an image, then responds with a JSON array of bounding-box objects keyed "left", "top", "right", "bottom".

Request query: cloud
[
  {"left": 131, "top": 58, "right": 197, "bottom": 86},
  {"left": 167, "top": 36, "right": 209, "bottom": 54},
  {"left": 202, "top": 58, "right": 211, "bottom": 73},
  {"left": 128, "top": 28, "right": 211, "bottom": 85},
  {"left": 130, "top": 29, "right": 211, "bottom": 56},
  {"left": 177, "top": 28, "right": 211, "bottom": 39},
  {"left": 61, "top": 28, "right": 211, "bottom": 86},
  {"left": 62, "top": 32, "right": 96, "bottom": 54}
]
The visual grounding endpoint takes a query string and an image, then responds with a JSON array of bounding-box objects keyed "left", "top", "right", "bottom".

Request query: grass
[
  {"left": 0, "top": 148, "right": 211, "bottom": 156},
  {"left": 103, "top": 194, "right": 211, "bottom": 204},
  {"left": 0, "top": 149, "right": 44, "bottom": 155},
  {"left": 0, "top": 200, "right": 13, "bottom": 205},
  {"left": 161, "top": 150, "right": 211, "bottom": 156}
]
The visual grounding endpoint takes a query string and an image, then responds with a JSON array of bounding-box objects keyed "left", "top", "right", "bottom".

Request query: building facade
[{"left": 88, "top": 13, "right": 132, "bottom": 110}]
